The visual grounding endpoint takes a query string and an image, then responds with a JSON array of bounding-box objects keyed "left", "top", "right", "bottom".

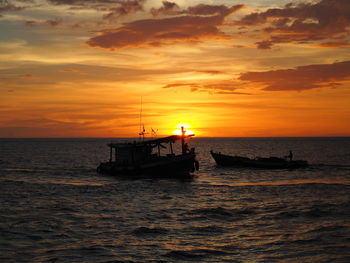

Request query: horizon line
[{"left": 1, "top": 136, "right": 349, "bottom": 139}]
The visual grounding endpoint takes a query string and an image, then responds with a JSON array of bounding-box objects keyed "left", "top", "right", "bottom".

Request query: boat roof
[{"left": 108, "top": 134, "right": 194, "bottom": 148}]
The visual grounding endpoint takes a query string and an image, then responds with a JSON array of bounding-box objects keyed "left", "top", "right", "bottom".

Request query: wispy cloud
[{"left": 162, "top": 80, "right": 250, "bottom": 95}]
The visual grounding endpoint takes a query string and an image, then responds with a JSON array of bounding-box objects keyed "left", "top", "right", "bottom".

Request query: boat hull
[
  {"left": 97, "top": 153, "right": 198, "bottom": 177},
  {"left": 210, "top": 151, "right": 308, "bottom": 169}
]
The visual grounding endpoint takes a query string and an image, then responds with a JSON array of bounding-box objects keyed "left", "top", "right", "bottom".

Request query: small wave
[
  {"left": 27, "top": 234, "right": 44, "bottom": 241},
  {"left": 164, "top": 250, "right": 205, "bottom": 260},
  {"left": 193, "top": 248, "right": 230, "bottom": 256},
  {"left": 1, "top": 168, "right": 44, "bottom": 173},
  {"left": 263, "top": 205, "right": 343, "bottom": 221},
  {"left": 164, "top": 248, "right": 229, "bottom": 260},
  {"left": 309, "top": 163, "right": 350, "bottom": 173},
  {"left": 188, "top": 207, "right": 234, "bottom": 221},
  {"left": 291, "top": 237, "right": 322, "bottom": 245},
  {"left": 264, "top": 237, "right": 321, "bottom": 248},
  {"left": 305, "top": 208, "right": 328, "bottom": 218},
  {"left": 131, "top": 226, "right": 168, "bottom": 236},
  {"left": 186, "top": 206, "right": 256, "bottom": 221},
  {"left": 196, "top": 207, "right": 233, "bottom": 216},
  {"left": 314, "top": 163, "right": 350, "bottom": 168},
  {"left": 307, "top": 225, "right": 348, "bottom": 234},
  {"left": 187, "top": 225, "right": 225, "bottom": 235}
]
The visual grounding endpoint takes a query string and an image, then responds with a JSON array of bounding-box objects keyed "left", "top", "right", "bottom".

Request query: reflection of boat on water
[
  {"left": 210, "top": 151, "right": 308, "bottom": 169},
  {"left": 97, "top": 127, "right": 199, "bottom": 177}
]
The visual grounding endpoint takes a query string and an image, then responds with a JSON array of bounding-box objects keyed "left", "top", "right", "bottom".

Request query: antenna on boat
[
  {"left": 138, "top": 96, "right": 146, "bottom": 141},
  {"left": 151, "top": 128, "right": 158, "bottom": 137}
]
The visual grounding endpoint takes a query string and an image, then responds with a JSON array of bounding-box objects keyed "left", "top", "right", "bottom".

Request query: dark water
[{"left": 1, "top": 137, "right": 350, "bottom": 262}]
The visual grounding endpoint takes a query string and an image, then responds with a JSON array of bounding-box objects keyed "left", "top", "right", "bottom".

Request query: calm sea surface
[{"left": 1, "top": 137, "right": 349, "bottom": 262}]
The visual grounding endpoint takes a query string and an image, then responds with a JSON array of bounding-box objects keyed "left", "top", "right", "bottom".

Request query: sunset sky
[{"left": 1, "top": 0, "right": 349, "bottom": 137}]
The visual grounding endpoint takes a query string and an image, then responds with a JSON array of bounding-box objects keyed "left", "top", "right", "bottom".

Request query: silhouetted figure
[
  {"left": 183, "top": 143, "right": 189, "bottom": 153},
  {"left": 285, "top": 150, "right": 293, "bottom": 161}
]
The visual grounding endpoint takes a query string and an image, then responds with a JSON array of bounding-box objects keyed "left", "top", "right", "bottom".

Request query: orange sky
[{"left": 0, "top": 0, "right": 349, "bottom": 137}]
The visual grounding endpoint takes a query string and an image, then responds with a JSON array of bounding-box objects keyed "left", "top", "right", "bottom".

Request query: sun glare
[{"left": 173, "top": 123, "right": 195, "bottom": 136}]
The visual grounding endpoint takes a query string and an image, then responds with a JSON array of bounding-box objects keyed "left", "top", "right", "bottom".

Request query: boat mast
[{"left": 181, "top": 126, "right": 186, "bottom": 154}]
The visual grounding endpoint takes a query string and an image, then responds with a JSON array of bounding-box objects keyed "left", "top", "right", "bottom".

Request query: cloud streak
[
  {"left": 25, "top": 18, "right": 63, "bottom": 27},
  {"left": 240, "top": 60, "right": 350, "bottom": 91},
  {"left": 162, "top": 80, "right": 250, "bottom": 95},
  {"left": 48, "top": 0, "right": 119, "bottom": 5}
]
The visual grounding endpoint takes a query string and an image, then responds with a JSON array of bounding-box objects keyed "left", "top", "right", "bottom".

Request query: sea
[{"left": 0, "top": 137, "right": 349, "bottom": 262}]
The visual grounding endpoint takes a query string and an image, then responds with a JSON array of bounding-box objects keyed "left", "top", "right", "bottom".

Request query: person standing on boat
[
  {"left": 285, "top": 150, "right": 293, "bottom": 161},
  {"left": 183, "top": 143, "right": 189, "bottom": 153}
]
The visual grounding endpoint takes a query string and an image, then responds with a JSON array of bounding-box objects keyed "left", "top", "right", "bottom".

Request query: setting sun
[{"left": 173, "top": 124, "right": 195, "bottom": 136}]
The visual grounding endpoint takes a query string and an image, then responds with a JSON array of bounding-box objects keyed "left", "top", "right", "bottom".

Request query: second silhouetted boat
[{"left": 210, "top": 150, "right": 308, "bottom": 169}]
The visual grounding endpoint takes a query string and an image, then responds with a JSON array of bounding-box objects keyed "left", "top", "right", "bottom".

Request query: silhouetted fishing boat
[
  {"left": 210, "top": 151, "right": 308, "bottom": 169},
  {"left": 97, "top": 127, "right": 199, "bottom": 177}
]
